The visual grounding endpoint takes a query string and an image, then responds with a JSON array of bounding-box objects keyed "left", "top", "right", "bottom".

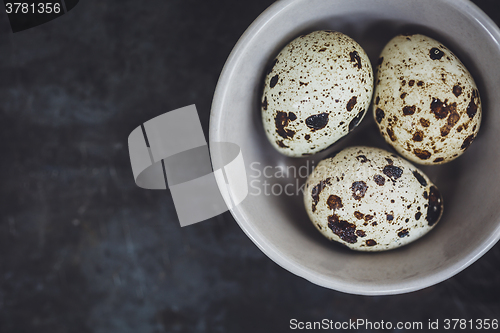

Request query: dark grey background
[{"left": 1, "top": 1, "right": 499, "bottom": 332}]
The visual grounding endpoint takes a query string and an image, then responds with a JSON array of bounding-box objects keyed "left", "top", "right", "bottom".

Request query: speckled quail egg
[
  {"left": 373, "top": 34, "right": 481, "bottom": 165},
  {"left": 304, "top": 146, "right": 443, "bottom": 251},
  {"left": 261, "top": 30, "right": 373, "bottom": 157}
]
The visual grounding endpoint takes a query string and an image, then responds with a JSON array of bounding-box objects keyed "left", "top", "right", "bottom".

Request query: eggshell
[
  {"left": 373, "top": 34, "right": 481, "bottom": 165},
  {"left": 304, "top": 146, "right": 443, "bottom": 251},
  {"left": 262, "top": 30, "right": 373, "bottom": 157}
]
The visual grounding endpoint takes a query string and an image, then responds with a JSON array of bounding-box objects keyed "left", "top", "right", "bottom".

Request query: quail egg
[
  {"left": 304, "top": 146, "right": 443, "bottom": 251},
  {"left": 262, "top": 30, "right": 373, "bottom": 157},
  {"left": 373, "top": 34, "right": 481, "bottom": 165}
]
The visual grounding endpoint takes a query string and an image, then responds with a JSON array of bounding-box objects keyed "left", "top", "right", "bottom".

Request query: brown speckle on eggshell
[
  {"left": 304, "top": 146, "right": 443, "bottom": 251},
  {"left": 262, "top": 30, "right": 373, "bottom": 157},
  {"left": 373, "top": 34, "right": 481, "bottom": 165}
]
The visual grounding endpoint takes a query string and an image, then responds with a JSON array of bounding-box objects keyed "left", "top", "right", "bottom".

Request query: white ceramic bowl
[{"left": 209, "top": 0, "right": 500, "bottom": 295}]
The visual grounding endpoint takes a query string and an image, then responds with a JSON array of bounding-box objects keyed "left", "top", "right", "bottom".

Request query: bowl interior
[{"left": 210, "top": 0, "right": 500, "bottom": 295}]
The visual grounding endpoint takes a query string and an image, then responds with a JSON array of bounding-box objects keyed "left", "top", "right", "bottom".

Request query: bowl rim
[{"left": 209, "top": 0, "right": 500, "bottom": 295}]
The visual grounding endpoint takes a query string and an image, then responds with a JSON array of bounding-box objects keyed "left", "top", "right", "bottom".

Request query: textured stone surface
[{"left": 0, "top": 1, "right": 499, "bottom": 332}]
